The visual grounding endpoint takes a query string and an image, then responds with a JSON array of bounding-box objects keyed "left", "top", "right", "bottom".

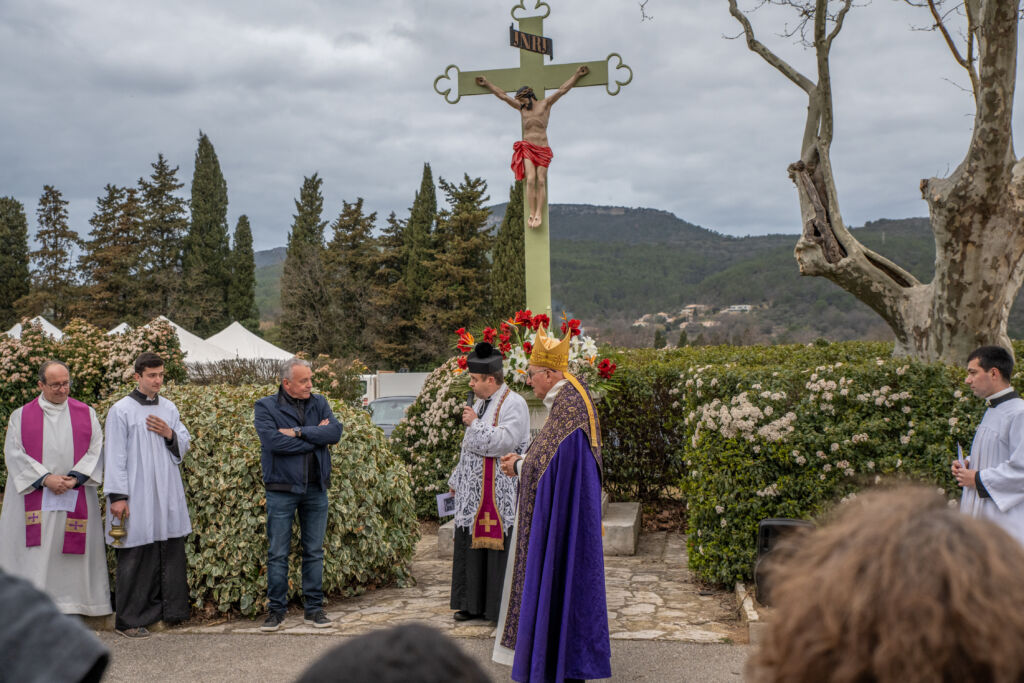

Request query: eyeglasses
[
  {"left": 526, "top": 369, "right": 549, "bottom": 379},
  {"left": 45, "top": 381, "right": 71, "bottom": 390}
]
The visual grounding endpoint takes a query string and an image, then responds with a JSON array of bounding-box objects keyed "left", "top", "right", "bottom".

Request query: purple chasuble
[
  {"left": 503, "top": 376, "right": 611, "bottom": 682},
  {"left": 21, "top": 397, "right": 93, "bottom": 554}
]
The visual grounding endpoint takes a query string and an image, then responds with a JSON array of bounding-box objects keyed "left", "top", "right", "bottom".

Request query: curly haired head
[{"left": 748, "top": 485, "right": 1024, "bottom": 683}]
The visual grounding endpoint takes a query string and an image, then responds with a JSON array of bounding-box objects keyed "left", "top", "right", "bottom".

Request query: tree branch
[
  {"left": 824, "top": 0, "right": 853, "bottom": 51},
  {"left": 726, "top": 0, "right": 816, "bottom": 93}
]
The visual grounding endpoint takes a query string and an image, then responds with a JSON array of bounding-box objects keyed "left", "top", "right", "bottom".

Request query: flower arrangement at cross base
[{"left": 453, "top": 310, "right": 617, "bottom": 390}]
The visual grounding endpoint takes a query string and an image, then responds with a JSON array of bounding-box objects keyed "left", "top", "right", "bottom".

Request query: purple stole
[
  {"left": 471, "top": 387, "right": 511, "bottom": 551},
  {"left": 21, "top": 397, "right": 93, "bottom": 554}
]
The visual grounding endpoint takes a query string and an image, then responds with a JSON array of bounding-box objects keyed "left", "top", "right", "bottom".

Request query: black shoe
[
  {"left": 453, "top": 610, "right": 481, "bottom": 622},
  {"left": 261, "top": 612, "right": 285, "bottom": 632},
  {"left": 115, "top": 627, "right": 151, "bottom": 639},
  {"left": 303, "top": 609, "right": 333, "bottom": 628}
]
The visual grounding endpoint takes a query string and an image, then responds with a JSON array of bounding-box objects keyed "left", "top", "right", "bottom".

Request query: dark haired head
[
  {"left": 295, "top": 624, "right": 488, "bottom": 683},
  {"left": 967, "top": 345, "right": 1014, "bottom": 381},
  {"left": 134, "top": 352, "right": 164, "bottom": 376}
]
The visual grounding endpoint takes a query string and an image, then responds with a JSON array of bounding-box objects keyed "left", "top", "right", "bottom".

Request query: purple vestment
[{"left": 502, "top": 376, "right": 611, "bottom": 682}]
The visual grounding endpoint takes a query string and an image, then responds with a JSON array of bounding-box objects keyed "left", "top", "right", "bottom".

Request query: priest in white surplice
[
  {"left": 0, "top": 360, "right": 110, "bottom": 616},
  {"left": 953, "top": 345, "right": 1024, "bottom": 547},
  {"left": 447, "top": 341, "right": 529, "bottom": 623},
  {"left": 104, "top": 352, "right": 192, "bottom": 638}
]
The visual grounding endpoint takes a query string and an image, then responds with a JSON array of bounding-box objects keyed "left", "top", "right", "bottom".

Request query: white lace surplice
[{"left": 447, "top": 385, "right": 530, "bottom": 531}]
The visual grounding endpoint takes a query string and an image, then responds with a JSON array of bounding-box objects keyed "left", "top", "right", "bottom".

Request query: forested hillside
[{"left": 254, "top": 205, "right": 1024, "bottom": 344}]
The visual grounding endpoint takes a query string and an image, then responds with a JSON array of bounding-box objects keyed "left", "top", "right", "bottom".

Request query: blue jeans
[{"left": 265, "top": 489, "right": 328, "bottom": 614}]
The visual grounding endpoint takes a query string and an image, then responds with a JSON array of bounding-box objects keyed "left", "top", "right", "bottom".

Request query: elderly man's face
[
  {"left": 526, "top": 365, "right": 557, "bottom": 399},
  {"left": 283, "top": 365, "right": 313, "bottom": 400},
  {"left": 39, "top": 364, "right": 71, "bottom": 404}
]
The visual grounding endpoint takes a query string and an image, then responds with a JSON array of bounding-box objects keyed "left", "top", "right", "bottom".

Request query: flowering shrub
[
  {"left": 188, "top": 354, "right": 367, "bottom": 406},
  {"left": 670, "top": 346, "right": 985, "bottom": 585},
  {"left": 391, "top": 358, "right": 468, "bottom": 517}
]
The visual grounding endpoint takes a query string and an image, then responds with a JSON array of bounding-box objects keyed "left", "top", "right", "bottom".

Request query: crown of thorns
[{"left": 515, "top": 86, "right": 536, "bottom": 100}]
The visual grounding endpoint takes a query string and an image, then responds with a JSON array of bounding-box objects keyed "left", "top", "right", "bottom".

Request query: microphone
[{"left": 465, "top": 390, "right": 476, "bottom": 408}]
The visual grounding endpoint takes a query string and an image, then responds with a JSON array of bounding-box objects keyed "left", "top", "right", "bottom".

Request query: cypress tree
[
  {"left": 489, "top": 181, "right": 526, "bottom": 319},
  {"left": 78, "top": 185, "right": 145, "bottom": 327},
  {"left": 182, "top": 131, "right": 231, "bottom": 335},
  {"left": 228, "top": 215, "right": 260, "bottom": 332},
  {"left": 369, "top": 211, "right": 414, "bottom": 369},
  {"left": 139, "top": 153, "right": 188, "bottom": 319},
  {"left": 653, "top": 328, "right": 667, "bottom": 349},
  {"left": 404, "top": 163, "right": 436, "bottom": 300},
  {"left": 279, "top": 173, "right": 331, "bottom": 354},
  {"left": 19, "top": 185, "right": 81, "bottom": 325},
  {"left": 417, "top": 174, "right": 491, "bottom": 362},
  {"left": 324, "top": 198, "right": 377, "bottom": 357},
  {"left": 0, "top": 197, "right": 31, "bottom": 328}
]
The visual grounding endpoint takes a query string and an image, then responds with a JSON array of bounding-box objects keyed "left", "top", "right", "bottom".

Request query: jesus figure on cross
[{"left": 475, "top": 64, "right": 589, "bottom": 229}]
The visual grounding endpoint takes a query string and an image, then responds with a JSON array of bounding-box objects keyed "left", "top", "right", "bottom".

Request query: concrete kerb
[{"left": 734, "top": 583, "right": 769, "bottom": 645}]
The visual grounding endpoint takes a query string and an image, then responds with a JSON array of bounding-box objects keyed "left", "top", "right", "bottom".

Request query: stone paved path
[{"left": 177, "top": 531, "right": 743, "bottom": 643}]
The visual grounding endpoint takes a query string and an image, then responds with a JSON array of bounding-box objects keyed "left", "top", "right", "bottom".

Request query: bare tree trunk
[{"left": 728, "top": 0, "right": 1024, "bottom": 364}]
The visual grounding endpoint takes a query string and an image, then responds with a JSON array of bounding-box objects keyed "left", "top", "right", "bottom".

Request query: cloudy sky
[{"left": 1, "top": 0, "right": 1018, "bottom": 251}]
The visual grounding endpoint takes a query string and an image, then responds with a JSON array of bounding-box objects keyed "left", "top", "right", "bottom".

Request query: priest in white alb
[
  {"left": 104, "top": 352, "right": 192, "bottom": 638},
  {"left": 0, "top": 360, "right": 111, "bottom": 617},
  {"left": 954, "top": 345, "right": 1024, "bottom": 547}
]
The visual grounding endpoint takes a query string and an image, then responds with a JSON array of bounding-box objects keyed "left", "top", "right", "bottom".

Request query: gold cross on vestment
[
  {"left": 65, "top": 519, "right": 86, "bottom": 533},
  {"left": 479, "top": 512, "right": 498, "bottom": 533},
  {"left": 26, "top": 511, "right": 41, "bottom": 524}
]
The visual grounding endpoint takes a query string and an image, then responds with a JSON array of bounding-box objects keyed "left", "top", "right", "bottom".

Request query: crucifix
[{"left": 434, "top": 1, "right": 632, "bottom": 318}]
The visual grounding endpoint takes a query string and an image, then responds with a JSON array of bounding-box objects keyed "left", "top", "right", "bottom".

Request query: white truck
[{"left": 359, "top": 371, "right": 430, "bottom": 406}]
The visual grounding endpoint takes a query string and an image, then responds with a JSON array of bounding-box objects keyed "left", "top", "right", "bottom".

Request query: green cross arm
[{"left": 435, "top": 56, "right": 631, "bottom": 104}]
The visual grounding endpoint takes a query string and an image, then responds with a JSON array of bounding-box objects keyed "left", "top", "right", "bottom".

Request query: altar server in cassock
[
  {"left": 494, "top": 326, "right": 610, "bottom": 683},
  {"left": 0, "top": 360, "right": 111, "bottom": 617},
  {"left": 953, "top": 345, "right": 1024, "bottom": 547},
  {"left": 448, "top": 341, "right": 530, "bottom": 622},
  {"left": 104, "top": 352, "right": 192, "bottom": 638}
]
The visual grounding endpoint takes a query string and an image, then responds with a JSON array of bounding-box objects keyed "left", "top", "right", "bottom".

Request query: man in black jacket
[{"left": 254, "top": 357, "right": 343, "bottom": 632}]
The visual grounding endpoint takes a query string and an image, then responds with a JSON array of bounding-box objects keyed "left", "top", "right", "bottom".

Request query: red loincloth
[{"left": 511, "top": 141, "right": 553, "bottom": 181}]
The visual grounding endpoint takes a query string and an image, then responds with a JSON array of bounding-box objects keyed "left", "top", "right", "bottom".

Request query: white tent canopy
[
  {"left": 148, "top": 316, "right": 235, "bottom": 364},
  {"left": 107, "top": 322, "right": 131, "bottom": 336},
  {"left": 206, "top": 322, "right": 292, "bottom": 361},
  {"left": 5, "top": 316, "right": 64, "bottom": 341}
]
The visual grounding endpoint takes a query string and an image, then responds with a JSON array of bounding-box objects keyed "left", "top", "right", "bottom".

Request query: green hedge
[
  {"left": 671, "top": 345, "right": 983, "bottom": 585},
  {"left": 95, "top": 384, "right": 419, "bottom": 616}
]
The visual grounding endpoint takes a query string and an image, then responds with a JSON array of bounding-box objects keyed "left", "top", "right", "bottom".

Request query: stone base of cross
[{"left": 435, "top": 3, "right": 631, "bottom": 318}]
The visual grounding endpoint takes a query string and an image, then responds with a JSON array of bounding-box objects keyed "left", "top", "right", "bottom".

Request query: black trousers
[
  {"left": 449, "top": 526, "right": 512, "bottom": 621},
  {"left": 114, "top": 537, "right": 189, "bottom": 630}
]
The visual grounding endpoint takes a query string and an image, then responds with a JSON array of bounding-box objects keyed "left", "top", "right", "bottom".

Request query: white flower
[
  {"left": 796, "top": 455, "right": 807, "bottom": 465},
  {"left": 715, "top": 505, "right": 725, "bottom": 514},
  {"left": 720, "top": 518, "right": 727, "bottom": 528}
]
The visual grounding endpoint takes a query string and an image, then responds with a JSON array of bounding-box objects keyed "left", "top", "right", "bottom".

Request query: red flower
[
  {"left": 561, "top": 318, "right": 581, "bottom": 337},
  {"left": 499, "top": 341, "right": 512, "bottom": 355},
  {"left": 514, "top": 310, "right": 533, "bottom": 326},
  {"left": 457, "top": 356, "right": 468, "bottom": 370},
  {"left": 598, "top": 358, "right": 617, "bottom": 379},
  {"left": 531, "top": 314, "right": 550, "bottom": 331},
  {"left": 454, "top": 327, "right": 465, "bottom": 336},
  {"left": 483, "top": 327, "right": 497, "bottom": 344},
  {"left": 500, "top": 322, "right": 511, "bottom": 334},
  {"left": 522, "top": 341, "right": 533, "bottom": 354},
  {"left": 499, "top": 332, "right": 511, "bottom": 344}
]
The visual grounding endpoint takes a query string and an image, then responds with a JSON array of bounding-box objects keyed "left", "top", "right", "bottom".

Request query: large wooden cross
[{"left": 434, "top": 1, "right": 631, "bottom": 318}]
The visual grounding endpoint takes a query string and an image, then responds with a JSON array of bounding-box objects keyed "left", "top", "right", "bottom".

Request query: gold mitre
[{"left": 530, "top": 325, "right": 570, "bottom": 371}]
